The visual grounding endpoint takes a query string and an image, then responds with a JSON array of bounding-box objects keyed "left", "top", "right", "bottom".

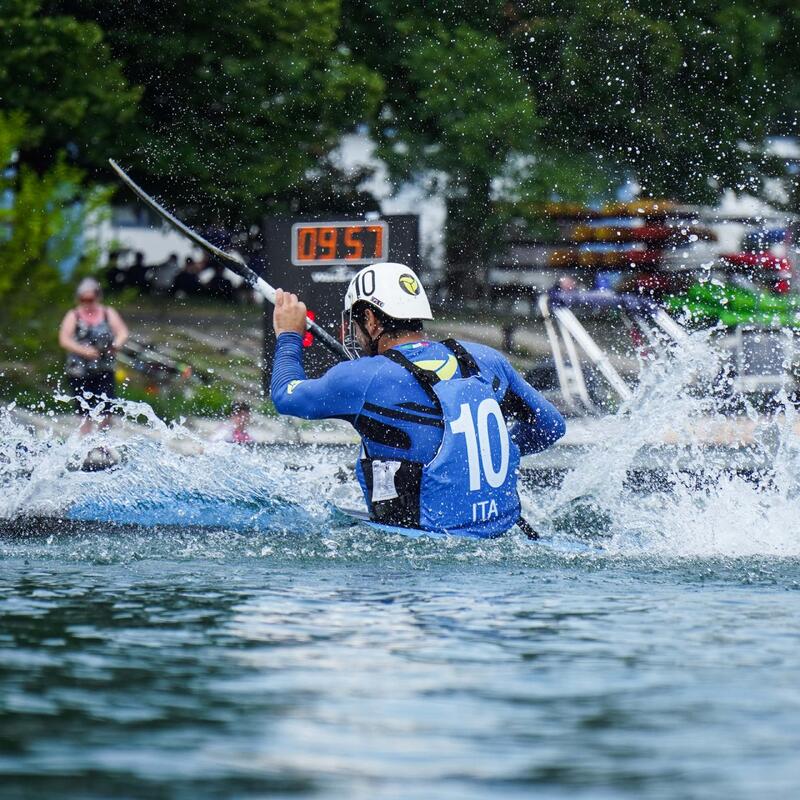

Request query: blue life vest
[{"left": 360, "top": 340, "right": 521, "bottom": 538}]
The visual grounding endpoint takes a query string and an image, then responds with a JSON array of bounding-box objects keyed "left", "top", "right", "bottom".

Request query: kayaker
[
  {"left": 270, "top": 263, "right": 566, "bottom": 538},
  {"left": 59, "top": 277, "right": 129, "bottom": 435}
]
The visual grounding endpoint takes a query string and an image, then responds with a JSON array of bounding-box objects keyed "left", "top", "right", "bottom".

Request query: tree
[
  {"left": 0, "top": 113, "right": 109, "bottom": 355},
  {"left": 0, "top": 0, "right": 140, "bottom": 173},
  {"left": 343, "top": 0, "right": 794, "bottom": 273},
  {"left": 48, "top": 0, "right": 384, "bottom": 224},
  {"left": 766, "top": 0, "right": 800, "bottom": 123},
  {"left": 506, "top": 0, "right": 784, "bottom": 202},
  {"left": 403, "top": 26, "right": 540, "bottom": 275},
  {"left": 759, "top": 0, "right": 800, "bottom": 211},
  {"left": 342, "top": 7, "right": 541, "bottom": 284}
]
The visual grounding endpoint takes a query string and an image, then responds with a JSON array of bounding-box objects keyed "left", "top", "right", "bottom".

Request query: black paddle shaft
[{"left": 108, "top": 159, "right": 350, "bottom": 361}]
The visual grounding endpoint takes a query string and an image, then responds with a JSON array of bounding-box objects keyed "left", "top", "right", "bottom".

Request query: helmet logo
[{"left": 399, "top": 273, "right": 420, "bottom": 296}]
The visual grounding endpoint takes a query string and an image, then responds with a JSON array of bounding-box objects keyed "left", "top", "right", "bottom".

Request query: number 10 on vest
[{"left": 450, "top": 399, "right": 510, "bottom": 521}]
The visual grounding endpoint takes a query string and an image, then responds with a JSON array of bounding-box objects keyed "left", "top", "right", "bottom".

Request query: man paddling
[{"left": 271, "top": 263, "right": 565, "bottom": 538}]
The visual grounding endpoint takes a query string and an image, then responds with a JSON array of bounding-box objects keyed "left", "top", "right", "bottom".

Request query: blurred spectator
[
  {"left": 172, "top": 256, "right": 203, "bottom": 298},
  {"left": 213, "top": 401, "right": 254, "bottom": 445},
  {"left": 128, "top": 251, "right": 150, "bottom": 291},
  {"left": 106, "top": 250, "right": 150, "bottom": 292},
  {"left": 105, "top": 249, "right": 124, "bottom": 290},
  {"left": 204, "top": 262, "right": 235, "bottom": 302},
  {"left": 59, "top": 277, "right": 129, "bottom": 435},
  {"left": 149, "top": 253, "right": 180, "bottom": 293}
]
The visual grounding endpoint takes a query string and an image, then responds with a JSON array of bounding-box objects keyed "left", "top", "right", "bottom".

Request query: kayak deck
[{"left": 332, "top": 504, "right": 505, "bottom": 540}]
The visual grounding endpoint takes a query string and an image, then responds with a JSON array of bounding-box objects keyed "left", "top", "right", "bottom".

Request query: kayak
[
  {"left": 3, "top": 441, "right": 525, "bottom": 540},
  {"left": 333, "top": 504, "right": 453, "bottom": 539},
  {"left": 666, "top": 283, "right": 800, "bottom": 328},
  {"left": 332, "top": 504, "right": 510, "bottom": 540},
  {"left": 63, "top": 491, "right": 310, "bottom": 532}
]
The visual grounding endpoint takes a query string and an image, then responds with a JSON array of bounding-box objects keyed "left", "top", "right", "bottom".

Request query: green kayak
[{"left": 666, "top": 283, "right": 800, "bottom": 328}]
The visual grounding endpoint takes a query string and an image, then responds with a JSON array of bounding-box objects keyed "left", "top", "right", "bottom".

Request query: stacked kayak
[{"left": 666, "top": 282, "right": 800, "bottom": 329}]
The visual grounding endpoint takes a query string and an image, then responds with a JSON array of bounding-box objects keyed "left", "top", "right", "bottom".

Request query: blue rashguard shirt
[{"left": 271, "top": 334, "right": 566, "bottom": 465}]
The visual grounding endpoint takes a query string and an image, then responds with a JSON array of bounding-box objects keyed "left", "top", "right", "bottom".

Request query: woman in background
[{"left": 59, "top": 277, "right": 129, "bottom": 435}]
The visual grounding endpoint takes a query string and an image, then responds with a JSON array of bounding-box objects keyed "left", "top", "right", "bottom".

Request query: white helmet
[{"left": 342, "top": 263, "right": 432, "bottom": 357}]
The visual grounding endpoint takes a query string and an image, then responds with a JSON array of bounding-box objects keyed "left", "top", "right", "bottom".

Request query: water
[
  {"left": 2, "top": 547, "right": 800, "bottom": 799},
  {"left": 3, "top": 331, "right": 800, "bottom": 798}
]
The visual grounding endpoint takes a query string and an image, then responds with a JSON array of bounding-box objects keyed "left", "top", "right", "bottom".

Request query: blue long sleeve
[
  {"left": 270, "top": 333, "right": 306, "bottom": 401},
  {"left": 510, "top": 416, "right": 565, "bottom": 455},
  {"left": 270, "top": 333, "right": 368, "bottom": 420},
  {"left": 271, "top": 333, "right": 565, "bottom": 456}
]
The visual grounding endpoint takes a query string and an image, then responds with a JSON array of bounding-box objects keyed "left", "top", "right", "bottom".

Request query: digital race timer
[{"left": 291, "top": 221, "right": 388, "bottom": 266}]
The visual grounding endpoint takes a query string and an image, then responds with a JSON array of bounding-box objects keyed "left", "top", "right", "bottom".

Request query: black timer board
[{"left": 260, "top": 214, "right": 420, "bottom": 383}]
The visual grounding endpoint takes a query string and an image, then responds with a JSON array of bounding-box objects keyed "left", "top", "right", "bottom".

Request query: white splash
[
  {"left": 538, "top": 324, "right": 800, "bottom": 557},
  {"left": 5, "top": 331, "right": 800, "bottom": 560},
  {"left": 0, "top": 399, "right": 339, "bottom": 530}
]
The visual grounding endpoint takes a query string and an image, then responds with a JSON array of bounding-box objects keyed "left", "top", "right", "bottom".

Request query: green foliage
[
  {"left": 766, "top": 0, "right": 800, "bottom": 118},
  {"left": 506, "top": 0, "right": 783, "bottom": 201},
  {"left": 510, "top": 150, "right": 617, "bottom": 206},
  {"left": 48, "top": 0, "right": 383, "bottom": 222},
  {"left": 0, "top": 366, "right": 59, "bottom": 410},
  {"left": 382, "top": 24, "right": 540, "bottom": 186},
  {"left": 343, "top": 0, "right": 795, "bottom": 221},
  {"left": 0, "top": 112, "right": 110, "bottom": 355},
  {"left": 0, "top": 0, "right": 140, "bottom": 172},
  {"left": 494, "top": 150, "right": 618, "bottom": 240},
  {"left": 362, "top": 20, "right": 541, "bottom": 262},
  {"left": 2, "top": 0, "right": 797, "bottom": 287}
]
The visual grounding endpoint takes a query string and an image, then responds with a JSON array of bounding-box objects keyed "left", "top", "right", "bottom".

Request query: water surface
[{"left": 2, "top": 527, "right": 799, "bottom": 800}]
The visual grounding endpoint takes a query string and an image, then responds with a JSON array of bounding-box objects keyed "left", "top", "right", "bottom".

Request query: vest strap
[
  {"left": 440, "top": 338, "right": 479, "bottom": 377},
  {"left": 382, "top": 340, "right": 480, "bottom": 403},
  {"left": 382, "top": 348, "right": 441, "bottom": 406}
]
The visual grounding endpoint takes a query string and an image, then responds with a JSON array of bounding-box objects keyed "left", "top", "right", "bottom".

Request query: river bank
[{"left": 1, "top": 295, "right": 643, "bottom": 418}]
